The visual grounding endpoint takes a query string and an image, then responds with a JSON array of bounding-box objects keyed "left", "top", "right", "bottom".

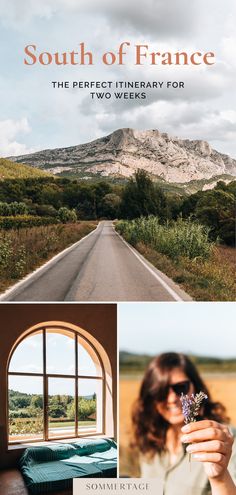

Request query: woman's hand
[{"left": 181, "top": 420, "right": 234, "bottom": 480}]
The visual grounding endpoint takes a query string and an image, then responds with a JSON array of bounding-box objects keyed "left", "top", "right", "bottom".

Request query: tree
[
  {"left": 120, "top": 169, "right": 165, "bottom": 219},
  {"left": 93, "top": 181, "right": 112, "bottom": 218},
  {"left": 100, "top": 193, "right": 121, "bottom": 218},
  {"left": 0, "top": 201, "right": 28, "bottom": 216},
  {"left": 30, "top": 395, "right": 43, "bottom": 409},
  {"left": 195, "top": 189, "right": 235, "bottom": 245},
  {"left": 78, "top": 398, "right": 96, "bottom": 420},
  {"left": 58, "top": 207, "right": 77, "bottom": 223},
  {"left": 62, "top": 182, "right": 81, "bottom": 208},
  {"left": 0, "top": 202, "right": 11, "bottom": 216},
  {"left": 76, "top": 184, "right": 97, "bottom": 219},
  {"left": 67, "top": 401, "right": 75, "bottom": 420},
  {"left": 49, "top": 396, "right": 66, "bottom": 418},
  {"left": 34, "top": 204, "right": 57, "bottom": 217},
  {"left": 41, "top": 183, "right": 62, "bottom": 208}
]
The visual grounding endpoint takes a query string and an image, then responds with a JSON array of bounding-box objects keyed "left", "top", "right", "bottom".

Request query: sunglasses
[{"left": 156, "top": 380, "right": 190, "bottom": 401}]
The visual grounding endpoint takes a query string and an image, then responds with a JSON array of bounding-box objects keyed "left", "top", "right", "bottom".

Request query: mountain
[
  {"left": 0, "top": 158, "right": 52, "bottom": 180},
  {"left": 8, "top": 128, "right": 236, "bottom": 188}
]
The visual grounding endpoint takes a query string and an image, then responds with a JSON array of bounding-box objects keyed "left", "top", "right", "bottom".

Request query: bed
[{"left": 19, "top": 438, "right": 117, "bottom": 494}]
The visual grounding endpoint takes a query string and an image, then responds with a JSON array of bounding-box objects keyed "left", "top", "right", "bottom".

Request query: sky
[
  {"left": 118, "top": 302, "right": 236, "bottom": 358},
  {"left": 0, "top": 0, "right": 236, "bottom": 157},
  {"left": 9, "top": 330, "right": 101, "bottom": 394}
]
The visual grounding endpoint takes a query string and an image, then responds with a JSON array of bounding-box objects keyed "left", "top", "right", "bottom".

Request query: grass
[
  {"left": 116, "top": 217, "right": 235, "bottom": 301},
  {"left": 0, "top": 158, "right": 51, "bottom": 179},
  {"left": 0, "top": 221, "right": 97, "bottom": 293},
  {"left": 116, "top": 217, "right": 213, "bottom": 260},
  {"left": 49, "top": 420, "right": 96, "bottom": 428},
  {"left": 136, "top": 243, "right": 236, "bottom": 301}
]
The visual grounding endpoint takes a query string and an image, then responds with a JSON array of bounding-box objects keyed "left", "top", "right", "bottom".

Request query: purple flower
[{"left": 180, "top": 391, "right": 208, "bottom": 424}]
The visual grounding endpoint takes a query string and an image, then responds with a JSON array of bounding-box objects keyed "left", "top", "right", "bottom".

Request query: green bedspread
[{"left": 20, "top": 439, "right": 117, "bottom": 494}]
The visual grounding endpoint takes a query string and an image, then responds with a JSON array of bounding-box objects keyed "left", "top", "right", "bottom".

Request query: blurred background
[{"left": 119, "top": 302, "right": 236, "bottom": 477}]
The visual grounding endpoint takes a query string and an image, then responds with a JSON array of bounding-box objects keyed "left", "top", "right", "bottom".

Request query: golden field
[{"left": 119, "top": 374, "right": 236, "bottom": 477}]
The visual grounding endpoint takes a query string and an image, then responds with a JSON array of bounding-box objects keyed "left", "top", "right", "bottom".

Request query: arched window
[{"left": 8, "top": 324, "right": 105, "bottom": 444}]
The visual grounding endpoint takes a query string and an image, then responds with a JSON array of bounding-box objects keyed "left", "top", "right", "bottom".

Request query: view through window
[{"left": 8, "top": 326, "right": 104, "bottom": 443}]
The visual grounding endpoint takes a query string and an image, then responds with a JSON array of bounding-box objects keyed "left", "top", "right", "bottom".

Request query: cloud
[
  {"left": 90, "top": 100, "right": 236, "bottom": 158},
  {"left": 0, "top": 0, "right": 236, "bottom": 158},
  {"left": 0, "top": 0, "right": 55, "bottom": 27},
  {"left": 77, "top": 0, "right": 198, "bottom": 39},
  {"left": 220, "top": 36, "right": 236, "bottom": 69},
  {"left": 78, "top": 61, "right": 230, "bottom": 120},
  {"left": 0, "top": 0, "right": 197, "bottom": 39},
  {"left": 0, "top": 118, "right": 37, "bottom": 157}
]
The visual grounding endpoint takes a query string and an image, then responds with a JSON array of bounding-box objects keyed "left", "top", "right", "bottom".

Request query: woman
[{"left": 132, "top": 352, "right": 236, "bottom": 495}]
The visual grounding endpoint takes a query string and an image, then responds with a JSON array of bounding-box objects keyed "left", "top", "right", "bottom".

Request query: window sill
[{"left": 8, "top": 434, "right": 108, "bottom": 451}]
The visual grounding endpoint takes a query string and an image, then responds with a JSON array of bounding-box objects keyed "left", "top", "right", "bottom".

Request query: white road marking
[
  {"left": 114, "top": 228, "right": 183, "bottom": 302},
  {"left": 0, "top": 223, "right": 100, "bottom": 301}
]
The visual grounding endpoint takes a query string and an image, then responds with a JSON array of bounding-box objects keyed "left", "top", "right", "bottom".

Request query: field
[
  {"left": 0, "top": 221, "right": 97, "bottom": 293},
  {"left": 119, "top": 374, "right": 236, "bottom": 477},
  {"left": 9, "top": 418, "right": 96, "bottom": 442},
  {"left": 136, "top": 243, "right": 236, "bottom": 301}
]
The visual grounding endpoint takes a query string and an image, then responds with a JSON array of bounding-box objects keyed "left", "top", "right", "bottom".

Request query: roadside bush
[
  {"left": 34, "top": 204, "right": 58, "bottom": 217},
  {"left": 58, "top": 207, "right": 77, "bottom": 223},
  {"left": 0, "top": 222, "right": 97, "bottom": 292},
  {"left": 0, "top": 201, "right": 28, "bottom": 216},
  {"left": 116, "top": 216, "right": 213, "bottom": 260},
  {"left": 0, "top": 215, "right": 58, "bottom": 229}
]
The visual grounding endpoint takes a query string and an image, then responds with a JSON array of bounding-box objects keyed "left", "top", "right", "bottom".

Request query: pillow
[
  {"left": 70, "top": 438, "right": 116, "bottom": 456},
  {"left": 20, "top": 444, "right": 76, "bottom": 465}
]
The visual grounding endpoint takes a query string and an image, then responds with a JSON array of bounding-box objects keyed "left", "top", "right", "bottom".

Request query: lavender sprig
[
  {"left": 180, "top": 391, "right": 208, "bottom": 424},
  {"left": 180, "top": 391, "right": 208, "bottom": 468}
]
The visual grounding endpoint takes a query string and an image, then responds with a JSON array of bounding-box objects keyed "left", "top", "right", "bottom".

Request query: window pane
[
  {"left": 48, "top": 378, "right": 75, "bottom": 439},
  {"left": 46, "top": 329, "right": 75, "bottom": 375},
  {"left": 78, "top": 337, "right": 102, "bottom": 377},
  {"left": 78, "top": 379, "right": 103, "bottom": 434},
  {"left": 8, "top": 375, "right": 43, "bottom": 442},
  {"left": 9, "top": 331, "right": 43, "bottom": 373}
]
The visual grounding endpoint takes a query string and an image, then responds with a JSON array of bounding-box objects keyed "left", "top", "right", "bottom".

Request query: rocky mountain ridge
[{"left": 9, "top": 128, "right": 236, "bottom": 184}]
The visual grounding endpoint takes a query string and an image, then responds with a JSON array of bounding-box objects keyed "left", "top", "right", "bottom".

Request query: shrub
[
  {"left": 0, "top": 222, "right": 96, "bottom": 291},
  {"left": 0, "top": 215, "right": 58, "bottom": 229},
  {"left": 0, "top": 237, "right": 13, "bottom": 269},
  {"left": 9, "top": 416, "right": 43, "bottom": 435},
  {"left": 58, "top": 207, "right": 77, "bottom": 223},
  {"left": 0, "top": 201, "right": 28, "bottom": 216},
  {"left": 34, "top": 204, "right": 58, "bottom": 217},
  {"left": 116, "top": 216, "right": 213, "bottom": 260}
]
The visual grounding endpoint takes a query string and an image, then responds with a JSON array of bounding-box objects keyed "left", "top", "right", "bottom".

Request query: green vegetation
[
  {"left": 0, "top": 222, "right": 97, "bottom": 292},
  {"left": 0, "top": 176, "right": 121, "bottom": 222},
  {"left": 0, "top": 169, "right": 234, "bottom": 244},
  {"left": 119, "top": 170, "right": 235, "bottom": 246},
  {"left": 119, "top": 169, "right": 166, "bottom": 219},
  {"left": 9, "top": 389, "right": 96, "bottom": 437},
  {"left": 116, "top": 217, "right": 213, "bottom": 260},
  {"left": 0, "top": 165, "right": 234, "bottom": 299},
  {"left": 120, "top": 351, "right": 236, "bottom": 374},
  {"left": 135, "top": 242, "right": 235, "bottom": 301},
  {"left": 181, "top": 180, "right": 236, "bottom": 246},
  {"left": 58, "top": 207, "right": 77, "bottom": 223},
  {"left": 0, "top": 201, "right": 28, "bottom": 215},
  {"left": 0, "top": 215, "right": 58, "bottom": 229},
  {"left": 0, "top": 158, "right": 51, "bottom": 179},
  {"left": 115, "top": 171, "right": 235, "bottom": 301}
]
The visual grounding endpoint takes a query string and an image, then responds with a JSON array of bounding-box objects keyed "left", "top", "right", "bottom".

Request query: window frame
[{"left": 7, "top": 325, "right": 105, "bottom": 444}]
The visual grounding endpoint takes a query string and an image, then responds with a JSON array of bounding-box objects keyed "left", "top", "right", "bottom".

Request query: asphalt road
[{"left": 1, "top": 221, "right": 191, "bottom": 302}]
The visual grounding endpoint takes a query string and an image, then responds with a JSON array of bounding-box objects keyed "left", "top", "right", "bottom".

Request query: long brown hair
[{"left": 132, "top": 352, "right": 228, "bottom": 457}]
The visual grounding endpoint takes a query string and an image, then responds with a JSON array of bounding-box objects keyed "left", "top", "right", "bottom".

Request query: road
[{"left": 1, "top": 221, "right": 191, "bottom": 302}]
